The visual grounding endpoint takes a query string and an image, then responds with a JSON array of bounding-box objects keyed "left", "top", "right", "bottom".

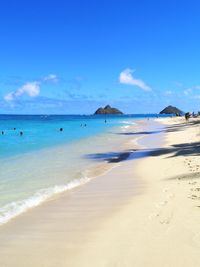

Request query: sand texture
[{"left": 1, "top": 118, "right": 200, "bottom": 266}]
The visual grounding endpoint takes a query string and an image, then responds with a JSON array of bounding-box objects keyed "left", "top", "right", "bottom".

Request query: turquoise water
[
  {"left": 0, "top": 114, "right": 168, "bottom": 225},
  {"left": 0, "top": 115, "right": 121, "bottom": 158},
  {"left": 0, "top": 114, "right": 169, "bottom": 158}
]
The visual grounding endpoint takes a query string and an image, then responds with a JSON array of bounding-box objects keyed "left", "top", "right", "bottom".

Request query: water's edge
[{"left": 0, "top": 118, "right": 165, "bottom": 226}]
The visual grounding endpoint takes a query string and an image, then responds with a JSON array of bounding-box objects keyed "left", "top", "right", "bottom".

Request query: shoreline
[
  {"left": 0, "top": 118, "right": 152, "bottom": 226},
  {"left": 0, "top": 118, "right": 164, "bottom": 267},
  {"left": 1, "top": 117, "right": 200, "bottom": 266}
]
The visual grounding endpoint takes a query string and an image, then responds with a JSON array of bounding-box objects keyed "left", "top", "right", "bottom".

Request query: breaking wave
[{"left": 0, "top": 175, "right": 90, "bottom": 225}]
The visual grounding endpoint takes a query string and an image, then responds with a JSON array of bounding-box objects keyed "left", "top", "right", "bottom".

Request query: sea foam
[
  {"left": 0, "top": 175, "right": 90, "bottom": 225},
  {"left": 121, "top": 120, "right": 136, "bottom": 125}
]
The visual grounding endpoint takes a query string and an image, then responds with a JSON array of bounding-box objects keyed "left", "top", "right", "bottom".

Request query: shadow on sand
[
  {"left": 84, "top": 120, "right": 200, "bottom": 164},
  {"left": 166, "top": 172, "right": 200, "bottom": 181},
  {"left": 116, "top": 120, "right": 200, "bottom": 137},
  {"left": 116, "top": 130, "right": 163, "bottom": 136}
]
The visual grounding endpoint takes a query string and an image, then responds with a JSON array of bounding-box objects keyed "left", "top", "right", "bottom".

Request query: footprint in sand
[
  {"left": 160, "top": 219, "right": 170, "bottom": 224},
  {"left": 160, "top": 213, "right": 173, "bottom": 225},
  {"left": 148, "top": 213, "right": 160, "bottom": 220},
  {"left": 188, "top": 194, "right": 200, "bottom": 200},
  {"left": 189, "top": 181, "right": 197, "bottom": 185},
  {"left": 167, "top": 193, "right": 174, "bottom": 199},
  {"left": 162, "top": 188, "right": 169, "bottom": 193},
  {"left": 191, "top": 187, "right": 200, "bottom": 192},
  {"left": 194, "top": 188, "right": 200, "bottom": 191},
  {"left": 149, "top": 189, "right": 174, "bottom": 221},
  {"left": 159, "top": 200, "right": 168, "bottom": 206}
]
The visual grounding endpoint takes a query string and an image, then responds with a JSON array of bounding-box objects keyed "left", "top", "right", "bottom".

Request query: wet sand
[{"left": 1, "top": 118, "right": 200, "bottom": 266}]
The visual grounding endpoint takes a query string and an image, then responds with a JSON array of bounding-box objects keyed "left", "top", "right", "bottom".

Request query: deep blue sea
[{"left": 0, "top": 114, "right": 169, "bottom": 225}]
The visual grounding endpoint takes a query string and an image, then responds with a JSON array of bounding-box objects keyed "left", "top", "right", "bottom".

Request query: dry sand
[{"left": 1, "top": 117, "right": 200, "bottom": 266}]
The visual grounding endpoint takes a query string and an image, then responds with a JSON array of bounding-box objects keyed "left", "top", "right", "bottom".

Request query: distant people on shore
[
  {"left": 185, "top": 113, "right": 189, "bottom": 121},
  {"left": 185, "top": 112, "right": 192, "bottom": 121}
]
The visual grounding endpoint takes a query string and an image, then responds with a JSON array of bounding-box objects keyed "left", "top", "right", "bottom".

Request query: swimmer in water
[
  {"left": 20, "top": 131, "right": 23, "bottom": 136},
  {"left": 2, "top": 131, "right": 4, "bottom": 135},
  {"left": 59, "top": 128, "right": 63, "bottom": 132}
]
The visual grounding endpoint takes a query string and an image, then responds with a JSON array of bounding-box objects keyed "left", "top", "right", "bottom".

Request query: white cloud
[
  {"left": 44, "top": 74, "right": 58, "bottom": 83},
  {"left": 4, "top": 82, "right": 40, "bottom": 102},
  {"left": 4, "top": 73, "right": 58, "bottom": 102},
  {"left": 16, "top": 82, "right": 40, "bottom": 97},
  {"left": 4, "top": 92, "right": 15, "bottom": 101},
  {"left": 119, "top": 68, "right": 152, "bottom": 91}
]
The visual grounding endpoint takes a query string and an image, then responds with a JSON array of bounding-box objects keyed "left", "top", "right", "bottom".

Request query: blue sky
[{"left": 1, "top": 0, "right": 200, "bottom": 114}]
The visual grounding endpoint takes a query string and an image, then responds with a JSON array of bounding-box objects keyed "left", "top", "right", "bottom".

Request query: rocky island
[
  {"left": 159, "top": 105, "right": 184, "bottom": 115},
  {"left": 94, "top": 105, "right": 123, "bottom": 115}
]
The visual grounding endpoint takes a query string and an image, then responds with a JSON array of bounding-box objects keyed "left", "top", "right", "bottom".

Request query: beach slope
[{"left": 1, "top": 118, "right": 200, "bottom": 266}]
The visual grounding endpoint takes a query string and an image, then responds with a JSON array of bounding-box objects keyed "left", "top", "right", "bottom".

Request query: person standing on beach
[{"left": 185, "top": 112, "right": 189, "bottom": 122}]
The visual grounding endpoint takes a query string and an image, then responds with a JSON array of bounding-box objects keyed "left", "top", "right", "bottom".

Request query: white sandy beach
[{"left": 1, "top": 117, "right": 200, "bottom": 266}]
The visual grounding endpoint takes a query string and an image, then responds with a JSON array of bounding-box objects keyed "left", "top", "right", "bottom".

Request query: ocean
[{"left": 0, "top": 114, "right": 169, "bottom": 225}]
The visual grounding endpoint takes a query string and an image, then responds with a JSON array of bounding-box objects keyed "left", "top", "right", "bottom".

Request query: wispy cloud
[
  {"left": 119, "top": 68, "right": 152, "bottom": 91},
  {"left": 43, "top": 74, "right": 58, "bottom": 83},
  {"left": 4, "top": 92, "right": 15, "bottom": 101},
  {"left": 182, "top": 85, "right": 200, "bottom": 96},
  {"left": 4, "top": 74, "right": 58, "bottom": 102},
  {"left": 67, "top": 92, "right": 91, "bottom": 100},
  {"left": 4, "top": 82, "right": 40, "bottom": 102},
  {"left": 183, "top": 88, "right": 192, "bottom": 96}
]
